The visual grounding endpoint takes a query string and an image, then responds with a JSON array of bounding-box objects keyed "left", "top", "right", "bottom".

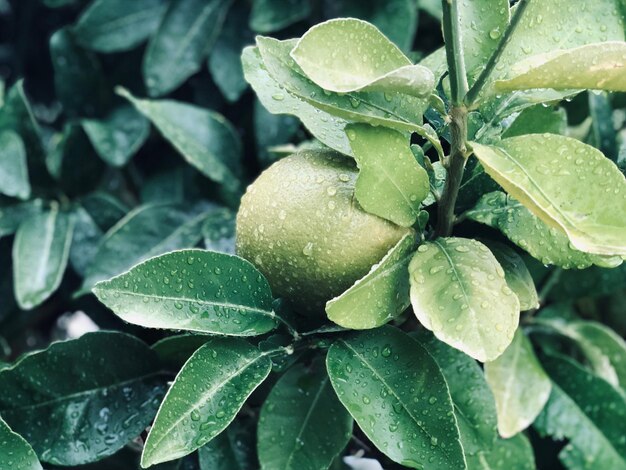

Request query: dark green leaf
[
  {"left": 143, "top": 0, "right": 233, "bottom": 96},
  {"left": 0, "top": 332, "right": 166, "bottom": 466},
  {"left": 249, "top": 0, "right": 311, "bottom": 33},
  {"left": 73, "top": 0, "right": 168, "bottom": 53},
  {"left": 202, "top": 208, "right": 235, "bottom": 254},
  {"left": 0, "top": 199, "right": 44, "bottom": 238},
  {"left": 326, "top": 326, "right": 465, "bottom": 470},
  {"left": 258, "top": 362, "right": 352, "bottom": 470},
  {"left": 414, "top": 330, "right": 497, "bottom": 455},
  {"left": 0, "top": 416, "right": 42, "bottom": 470},
  {"left": 198, "top": 418, "right": 256, "bottom": 470},
  {"left": 253, "top": 100, "right": 300, "bottom": 167},
  {"left": 80, "top": 192, "right": 128, "bottom": 232},
  {"left": 93, "top": 249, "right": 278, "bottom": 336},
  {"left": 13, "top": 206, "right": 74, "bottom": 310},
  {"left": 69, "top": 205, "right": 104, "bottom": 277},
  {"left": 141, "top": 338, "right": 272, "bottom": 467},
  {"left": 549, "top": 264, "right": 626, "bottom": 301},
  {"left": 82, "top": 105, "right": 150, "bottom": 167},
  {"left": 589, "top": 91, "right": 618, "bottom": 161},
  {"left": 152, "top": 334, "right": 211, "bottom": 371},
  {"left": 502, "top": 105, "right": 567, "bottom": 138},
  {"left": 0, "top": 130, "right": 30, "bottom": 200}
]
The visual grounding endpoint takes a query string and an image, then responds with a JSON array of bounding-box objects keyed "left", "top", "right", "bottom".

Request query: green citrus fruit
[{"left": 236, "top": 149, "right": 411, "bottom": 315}]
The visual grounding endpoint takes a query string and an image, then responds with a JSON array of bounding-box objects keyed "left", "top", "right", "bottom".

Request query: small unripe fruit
[{"left": 236, "top": 150, "right": 410, "bottom": 315}]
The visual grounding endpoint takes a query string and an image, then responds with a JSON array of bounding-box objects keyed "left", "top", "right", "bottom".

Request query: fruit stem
[{"left": 435, "top": 106, "right": 468, "bottom": 238}]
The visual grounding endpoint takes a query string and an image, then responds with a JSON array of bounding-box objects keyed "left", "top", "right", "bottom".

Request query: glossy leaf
[
  {"left": 208, "top": 3, "right": 253, "bottom": 102},
  {"left": 0, "top": 416, "right": 42, "bottom": 470},
  {"left": 408, "top": 237, "right": 520, "bottom": 362},
  {"left": 119, "top": 88, "right": 242, "bottom": 191},
  {"left": 346, "top": 124, "right": 430, "bottom": 227},
  {"left": 535, "top": 353, "right": 626, "bottom": 469},
  {"left": 93, "top": 249, "right": 278, "bottom": 336},
  {"left": 141, "top": 338, "right": 272, "bottom": 467},
  {"left": 202, "top": 208, "right": 235, "bottom": 254},
  {"left": 249, "top": 0, "right": 311, "bottom": 33},
  {"left": 13, "top": 206, "right": 74, "bottom": 309},
  {"left": 502, "top": 104, "right": 567, "bottom": 138},
  {"left": 152, "top": 334, "right": 211, "bottom": 371},
  {"left": 484, "top": 241, "right": 539, "bottom": 310},
  {"left": 495, "top": 42, "right": 626, "bottom": 94},
  {"left": 242, "top": 46, "right": 351, "bottom": 156},
  {"left": 326, "top": 231, "right": 415, "bottom": 329},
  {"left": 485, "top": 330, "right": 551, "bottom": 438},
  {"left": 257, "top": 362, "right": 352, "bottom": 470},
  {"left": 326, "top": 326, "right": 465, "bottom": 470},
  {"left": 292, "top": 19, "right": 434, "bottom": 97},
  {"left": 82, "top": 203, "right": 207, "bottom": 288},
  {"left": 0, "top": 332, "right": 166, "bottom": 466},
  {"left": 466, "top": 192, "right": 620, "bottom": 269},
  {"left": 472, "top": 135, "right": 626, "bottom": 256},
  {"left": 466, "top": 434, "right": 535, "bottom": 470},
  {"left": 198, "top": 418, "right": 256, "bottom": 470},
  {"left": 143, "top": 0, "right": 232, "bottom": 96},
  {"left": 82, "top": 105, "right": 150, "bottom": 167},
  {"left": 0, "top": 130, "right": 30, "bottom": 200},
  {"left": 73, "top": 0, "right": 168, "bottom": 52},
  {"left": 414, "top": 331, "right": 497, "bottom": 455}
]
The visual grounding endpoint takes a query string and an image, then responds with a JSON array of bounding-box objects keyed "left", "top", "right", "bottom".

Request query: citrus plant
[{"left": 1, "top": 0, "right": 626, "bottom": 469}]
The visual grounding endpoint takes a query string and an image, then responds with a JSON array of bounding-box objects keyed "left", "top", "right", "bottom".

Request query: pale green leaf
[
  {"left": 142, "top": 0, "right": 232, "bottom": 96},
  {"left": 291, "top": 19, "right": 434, "bottom": 97},
  {"left": 0, "top": 416, "right": 42, "bottom": 470},
  {"left": 73, "top": 0, "right": 168, "bottom": 53},
  {"left": 118, "top": 88, "right": 242, "bottom": 191},
  {"left": 466, "top": 192, "right": 621, "bottom": 269},
  {"left": 471, "top": 135, "right": 626, "bottom": 256},
  {"left": 257, "top": 362, "right": 352, "bottom": 470},
  {"left": 93, "top": 249, "right": 278, "bottom": 336},
  {"left": 466, "top": 434, "right": 535, "bottom": 470},
  {"left": 346, "top": 123, "right": 430, "bottom": 226},
  {"left": 535, "top": 353, "right": 626, "bottom": 469},
  {"left": 0, "top": 130, "right": 30, "bottom": 200},
  {"left": 141, "top": 338, "right": 271, "bottom": 467},
  {"left": 326, "top": 231, "right": 415, "bottom": 329},
  {"left": 484, "top": 241, "right": 539, "bottom": 310},
  {"left": 495, "top": 42, "right": 626, "bottom": 93},
  {"left": 409, "top": 237, "right": 520, "bottom": 362},
  {"left": 326, "top": 326, "right": 466, "bottom": 470},
  {"left": 13, "top": 206, "right": 74, "bottom": 310},
  {"left": 485, "top": 330, "right": 551, "bottom": 438}
]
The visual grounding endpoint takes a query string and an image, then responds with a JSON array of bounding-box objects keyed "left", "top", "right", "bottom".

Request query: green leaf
[
  {"left": 73, "top": 0, "right": 168, "bottom": 52},
  {"left": 69, "top": 205, "right": 104, "bottom": 277},
  {"left": 466, "top": 192, "right": 620, "bottom": 269},
  {"left": 414, "top": 331, "right": 497, "bottom": 455},
  {"left": 141, "top": 338, "right": 272, "bottom": 467},
  {"left": 13, "top": 206, "right": 74, "bottom": 310},
  {"left": 346, "top": 123, "right": 430, "bottom": 226},
  {"left": 143, "top": 0, "right": 232, "bottom": 96},
  {"left": 589, "top": 91, "right": 618, "bottom": 161},
  {"left": 484, "top": 330, "right": 551, "bottom": 438},
  {"left": 0, "top": 130, "right": 30, "bottom": 200},
  {"left": 242, "top": 46, "right": 351, "bottom": 156},
  {"left": 0, "top": 416, "right": 42, "bottom": 470},
  {"left": 326, "top": 326, "right": 466, "bottom": 470},
  {"left": 534, "top": 352, "right": 626, "bottom": 469},
  {"left": 291, "top": 19, "right": 434, "bottom": 97},
  {"left": 82, "top": 105, "right": 150, "bottom": 167},
  {"left": 198, "top": 418, "right": 256, "bottom": 470},
  {"left": 0, "top": 332, "right": 166, "bottom": 466},
  {"left": 152, "top": 334, "right": 211, "bottom": 371},
  {"left": 257, "top": 361, "right": 352, "bottom": 470},
  {"left": 548, "top": 264, "right": 626, "bottom": 301},
  {"left": 495, "top": 42, "right": 626, "bottom": 94},
  {"left": 409, "top": 237, "right": 520, "bottom": 362},
  {"left": 50, "top": 28, "right": 107, "bottom": 118},
  {"left": 202, "top": 208, "right": 235, "bottom": 254},
  {"left": 118, "top": 88, "right": 242, "bottom": 191},
  {"left": 80, "top": 191, "right": 128, "bottom": 232},
  {"left": 466, "top": 434, "right": 535, "bottom": 470},
  {"left": 484, "top": 241, "right": 539, "bottom": 310},
  {"left": 0, "top": 199, "right": 43, "bottom": 238},
  {"left": 249, "top": 0, "right": 311, "bottom": 33},
  {"left": 208, "top": 3, "right": 253, "bottom": 102},
  {"left": 471, "top": 135, "right": 626, "bottom": 256},
  {"left": 326, "top": 231, "right": 415, "bottom": 329},
  {"left": 532, "top": 318, "right": 626, "bottom": 390},
  {"left": 253, "top": 99, "right": 300, "bottom": 166},
  {"left": 82, "top": 203, "right": 208, "bottom": 288},
  {"left": 324, "top": 0, "right": 418, "bottom": 52},
  {"left": 93, "top": 249, "right": 278, "bottom": 336},
  {"left": 501, "top": 104, "right": 567, "bottom": 138}
]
